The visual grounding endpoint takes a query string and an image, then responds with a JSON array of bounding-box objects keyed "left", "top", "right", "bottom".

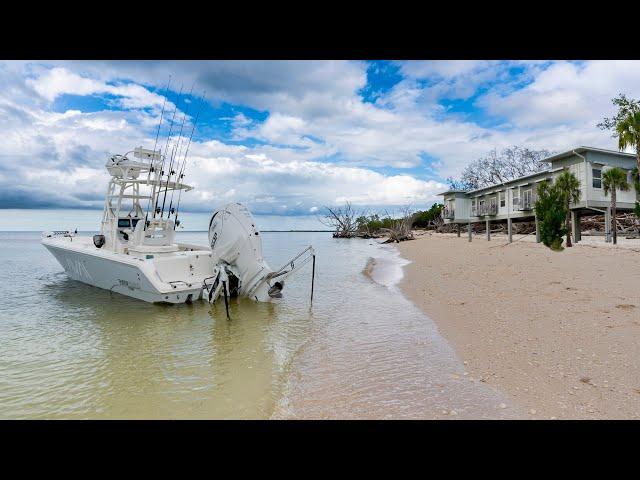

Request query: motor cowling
[{"left": 208, "top": 203, "right": 276, "bottom": 301}]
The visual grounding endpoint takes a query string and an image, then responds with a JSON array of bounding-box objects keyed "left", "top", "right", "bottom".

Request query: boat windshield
[{"left": 118, "top": 218, "right": 140, "bottom": 228}]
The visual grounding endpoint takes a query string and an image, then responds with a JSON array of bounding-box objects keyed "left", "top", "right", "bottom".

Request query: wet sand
[
  {"left": 273, "top": 241, "right": 520, "bottom": 419},
  {"left": 397, "top": 232, "right": 640, "bottom": 419}
]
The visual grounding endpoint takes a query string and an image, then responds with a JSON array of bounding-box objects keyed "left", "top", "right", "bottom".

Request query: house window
[
  {"left": 592, "top": 168, "right": 602, "bottom": 189},
  {"left": 512, "top": 191, "right": 519, "bottom": 208},
  {"left": 499, "top": 192, "right": 505, "bottom": 207}
]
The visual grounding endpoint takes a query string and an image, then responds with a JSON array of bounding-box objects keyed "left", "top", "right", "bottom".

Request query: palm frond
[{"left": 602, "top": 167, "right": 630, "bottom": 195}]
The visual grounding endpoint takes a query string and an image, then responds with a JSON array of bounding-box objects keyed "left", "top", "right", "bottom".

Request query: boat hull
[{"left": 43, "top": 240, "right": 205, "bottom": 304}]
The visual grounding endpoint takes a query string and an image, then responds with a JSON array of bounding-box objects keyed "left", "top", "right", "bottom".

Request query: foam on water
[{"left": 363, "top": 243, "right": 411, "bottom": 292}]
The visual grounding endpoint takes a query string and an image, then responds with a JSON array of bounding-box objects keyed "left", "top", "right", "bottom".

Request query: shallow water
[{"left": 0, "top": 230, "right": 519, "bottom": 419}]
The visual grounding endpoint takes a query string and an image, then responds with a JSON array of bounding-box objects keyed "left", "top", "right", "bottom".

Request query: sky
[{"left": 1, "top": 60, "right": 639, "bottom": 216}]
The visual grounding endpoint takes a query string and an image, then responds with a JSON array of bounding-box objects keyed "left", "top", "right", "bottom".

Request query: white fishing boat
[{"left": 42, "top": 146, "right": 315, "bottom": 307}]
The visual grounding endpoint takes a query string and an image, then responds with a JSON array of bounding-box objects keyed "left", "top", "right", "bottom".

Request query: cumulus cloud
[
  {"left": 476, "top": 61, "right": 640, "bottom": 130},
  {"left": 27, "top": 67, "right": 169, "bottom": 110}
]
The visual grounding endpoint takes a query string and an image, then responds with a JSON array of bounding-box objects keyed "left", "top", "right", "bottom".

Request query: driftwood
[
  {"left": 580, "top": 213, "right": 640, "bottom": 236},
  {"left": 432, "top": 213, "right": 640, "bottom": 237},
  {"left": 379, "top": 207, "right": 415, "bottom": 243},
  {"left": 434, "top": 221, "right": 536, "bottom": 235}
]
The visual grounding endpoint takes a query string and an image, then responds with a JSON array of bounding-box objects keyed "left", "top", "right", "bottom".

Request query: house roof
[
  {"left": 540, "top": 146, "right": 635, "bottom": 163},
  {"left": 464, "top": 168, "right": 558, "bottom": 195},
  {"left": 436, "top": 189, "right": 467, "bottom": 195}
]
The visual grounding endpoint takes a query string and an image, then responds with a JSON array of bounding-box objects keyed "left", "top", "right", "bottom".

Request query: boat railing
[{"left": 43, "top": 230, "right": 76, "bottom": 239}]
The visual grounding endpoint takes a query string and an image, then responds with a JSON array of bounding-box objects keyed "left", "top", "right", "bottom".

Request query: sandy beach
[{"left": 397, "top": 232, "right": 640, "bottom": 419}]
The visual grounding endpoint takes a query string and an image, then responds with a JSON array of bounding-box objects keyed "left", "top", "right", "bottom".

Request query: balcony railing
[
  {"left": 443, "top": 207, "right": 455, "bottom": 219},
  {"left": 519, "top": 194, "right": 536, "bottom": 211},
  {"left": 471, "top": 207, "right": 478, "bottom": 217},
  {"left": 478, "top": 204, "right": 498, "bottom": 216}
]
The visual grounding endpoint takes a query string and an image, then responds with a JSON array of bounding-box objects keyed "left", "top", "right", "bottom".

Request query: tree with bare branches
[
  {"left": 380, "top": 206, "right": 415, "bottom": 243},
  {"left": 447, "top": 146, "right": 553, "bottom": 190},
  {"left": 321, "top": 202, "right": 362, "bottom": 238}
]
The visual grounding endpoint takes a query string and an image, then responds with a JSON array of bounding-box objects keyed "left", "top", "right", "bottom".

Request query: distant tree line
[{"left": 321, "top": 202, "right": 444, "bottom": 242}]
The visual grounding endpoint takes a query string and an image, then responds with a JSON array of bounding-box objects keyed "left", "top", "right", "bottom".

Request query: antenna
[
  {"left": 153, "top": 83, "right": 183, "bottom": 219},
  {"left": 144, "top": 76, "right": 171, "bottom": 227},
  {"left": 173, "top": 91, "right": 206, "bottom": 229}
]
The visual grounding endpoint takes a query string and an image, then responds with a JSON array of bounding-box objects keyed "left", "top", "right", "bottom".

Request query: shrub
[
  {"left": 412, "top": 203, "right": 443, "bottom": 228},
  {"left": 534, "top": 181, "right": 566, "bottom": 251}
]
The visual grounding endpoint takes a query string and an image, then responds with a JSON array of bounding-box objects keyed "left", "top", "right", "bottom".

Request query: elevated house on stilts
[{"left": 440, "top": 147, "right": 638, "bottom": 243}]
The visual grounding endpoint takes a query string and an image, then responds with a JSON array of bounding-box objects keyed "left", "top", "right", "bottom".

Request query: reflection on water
[{"left": 0, "top": 231, "right": 519, "bottom": 419}]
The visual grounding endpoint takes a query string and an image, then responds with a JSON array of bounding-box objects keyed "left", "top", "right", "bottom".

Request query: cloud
[
  {"left": 27, "top": 67, "right": 168, "bottom": 111},
  {"left": 0, "top": 60, "right": 637, "bottom": 216},
  {"left": 476, "top": 61, "right": 640, "bottom": 129}
]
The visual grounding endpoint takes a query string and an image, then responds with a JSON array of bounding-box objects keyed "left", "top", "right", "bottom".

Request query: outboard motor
[
  {"left": 207, "top": 203, "right": 276, "bottom": 302},
  {"left": 205, "top": 202, "right": 316, "bottom": 306}
]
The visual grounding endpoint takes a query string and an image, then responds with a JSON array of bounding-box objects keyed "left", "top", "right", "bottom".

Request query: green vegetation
[
  {"left": 602, "top": 167, "right": 631, "bottom": 245},
  {"left": 411, "top": 203, "right": 444, "bottom": 228},
  {"left": 355, "top": 214, "right": 397, "bottom": 234},
  {"left": 616, "top": 108, "right": 640, "bottom": 172},
  {"left": 554, "top": 170, "right": 581, "bottom": 247},
  {"left": 534, "top": 181, "right": 567, "bottom": 251},
  {"left": 599, "top": 94, "right": 640, "bottom": 197},
  {"left": 599, "top": 94, "right": 640, "bottom": 162},
  {"left": 354, "top": 204, "right": 444, "bottom": 235}
]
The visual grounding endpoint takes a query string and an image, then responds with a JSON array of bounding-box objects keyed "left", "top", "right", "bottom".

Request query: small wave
[{"left": 362, "top": 246, "right": 410, "bottom": 292}]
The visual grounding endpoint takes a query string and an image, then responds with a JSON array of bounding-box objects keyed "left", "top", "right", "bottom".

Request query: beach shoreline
[{"left": 396, "top": 232, "right": 640, "bottom": 419}]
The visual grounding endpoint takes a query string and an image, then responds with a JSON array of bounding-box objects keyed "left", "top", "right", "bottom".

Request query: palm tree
[
  {"left": 602, "top": 167, "right": 631, "bottom": 245},
  {"left": 616, "top": 109, "right": 640, "bottom": 178},
  {"left": 554, "top": 170, "right": 581, "bottom": 247}
]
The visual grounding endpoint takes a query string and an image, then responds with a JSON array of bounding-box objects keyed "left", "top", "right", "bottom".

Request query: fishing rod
[
  {"left": 160, "top": 138, "right": 180, "bottom": 219},
  {"left": 173, "top": 92, "right": 206, "bottom": 229},
  {"left": 144, "top": 76, "right": 171, "bottom": 228},
  {"left": 153, "top": 83, "right": 183, "bottom": 219},
  {"left": 159, "top": 84, "right": 193, "bottom": 219},
  {"left": 163, "top": 84, "right": 195, "bottom": 220}
]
